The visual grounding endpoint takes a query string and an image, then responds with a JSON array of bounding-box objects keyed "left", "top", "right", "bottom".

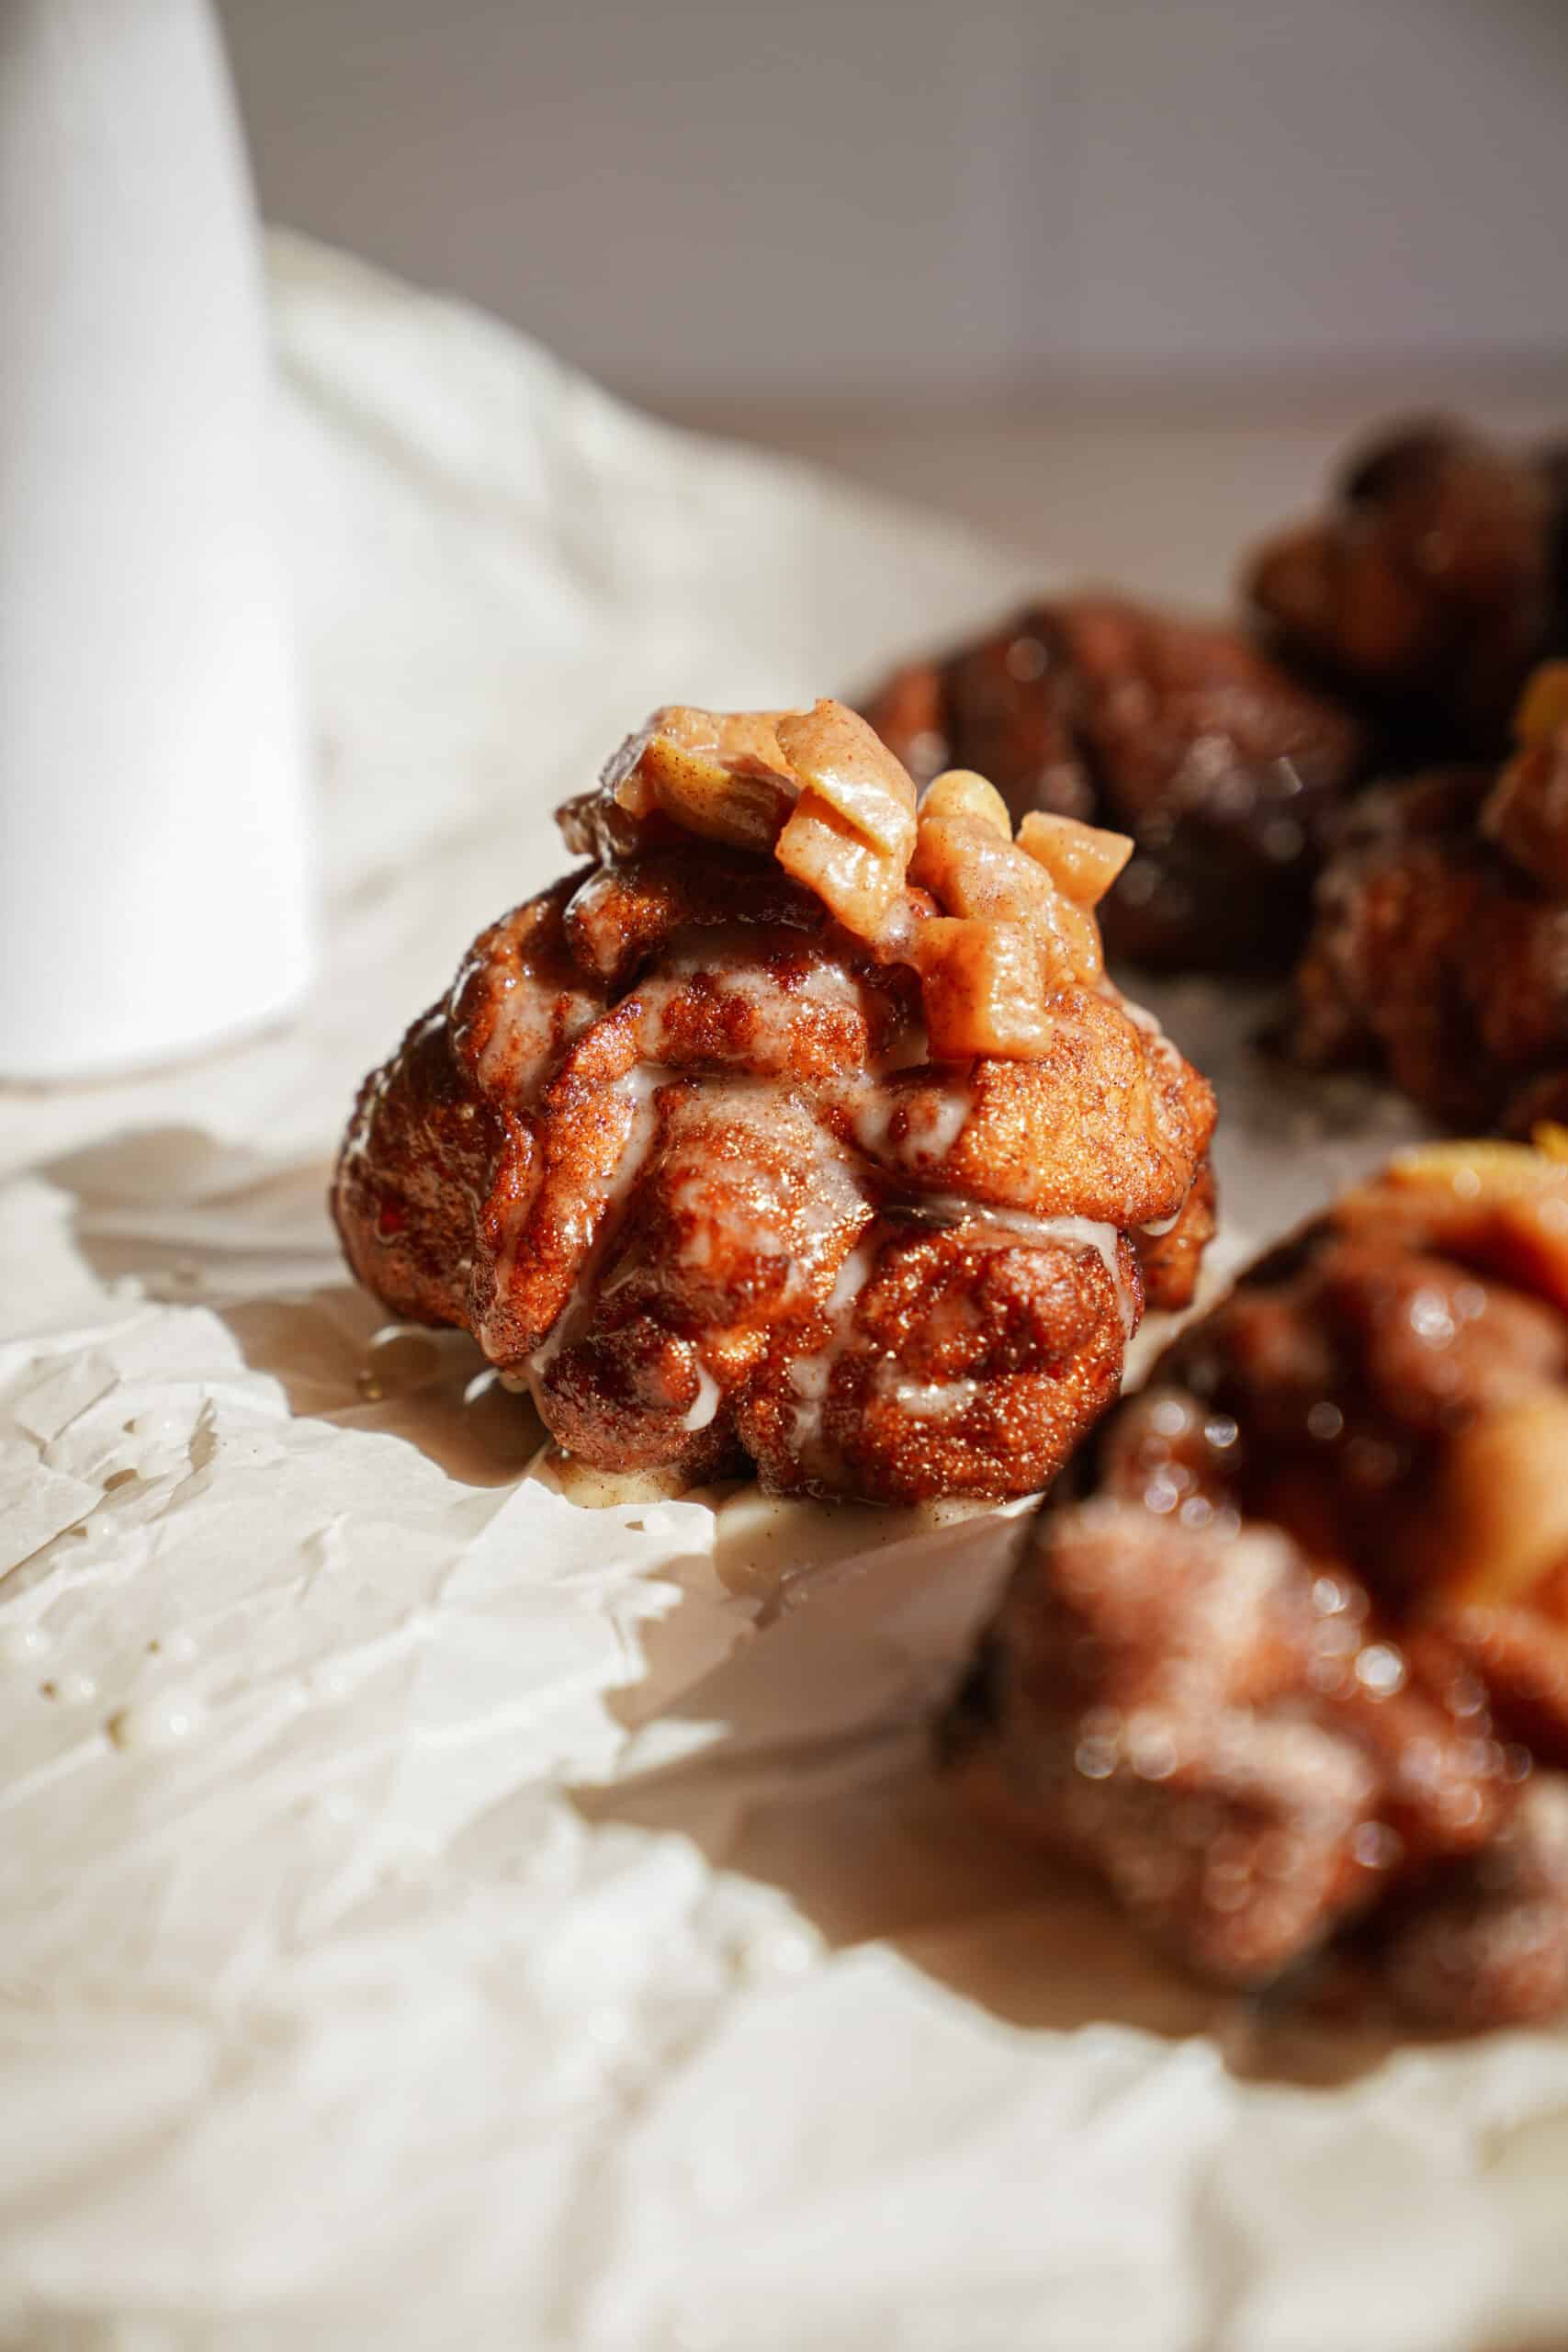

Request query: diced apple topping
[
  {"left": 774, "top": 701, "right": 917, "bottom": 859},
  {"left": 910, "top": 808, "right": 1104, "bottom": 994},
  {"left": 919, "top": 768, "right": 1011, "bottom": 839},
  {"left": 607, "top": 706, "right": 798, "bottom": 852},
  {"left": 1341, "top": 1135, "right": 1568, "bottom": 1315},
  {"left": 915, "top": 919, "right": 1055, "bottom": 1059},
  {"left": 1431, "top": 1396, "right": 1568, "bottom": 1611},
  {"left": 1513, "top": 661, "right": 1568, "bottom": 748},
  {"left": 585, "top": 698, "right": 1135, "bottom": 1059},
  {"left": 1383, "top": 1137, "right": 1568, "bottom": 1198},
  {"left": 775, "top": 785, "right": 911, "bottom": 940},
  {"left": 771, "top": 702, "right": 918, "bottom": 939},
  {"left": 1483, "top": 669, "right": 1568, "bottom": 891},
  {"left": 1017, "top": 810, "right": 1134, "bottom": 906}
]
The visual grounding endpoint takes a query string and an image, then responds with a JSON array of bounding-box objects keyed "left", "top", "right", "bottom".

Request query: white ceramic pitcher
[{"left": 0, "top": 0, "right": 311, "bottom": 1080}]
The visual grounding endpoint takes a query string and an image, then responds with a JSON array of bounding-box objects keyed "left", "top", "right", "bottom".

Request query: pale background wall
[{"left": 217, "top": 0, "right": 1568, "bottom": 409}]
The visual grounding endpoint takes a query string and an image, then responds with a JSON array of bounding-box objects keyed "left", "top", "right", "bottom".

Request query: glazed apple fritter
[
  {"left": 1288, "top": 664, "right": 1568, "bottom": 1131},
  {"left": 861, "top": 417, "right": 1568, "bottom": 981},
  {"left": 943, "top": 1136, "right": 1568, "bottom": 2030},
  {"left": 1247, "top": 417, "right": 1568, "bottom": 756},
  {"left": 334, "top": 701, "right": 1216, "bottom": 1503},
  {"left": 861, "top": 596, "right": 1366, "bottom": 973}
]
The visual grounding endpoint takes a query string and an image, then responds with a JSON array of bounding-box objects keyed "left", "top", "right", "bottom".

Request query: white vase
[{"left": 0, "top": 0, "right": 311, "bottom": 1080}]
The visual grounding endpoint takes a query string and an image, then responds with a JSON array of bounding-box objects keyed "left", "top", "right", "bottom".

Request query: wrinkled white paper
[{"left": 4, "top": 238, "right": 1567, "bottom": 2352}]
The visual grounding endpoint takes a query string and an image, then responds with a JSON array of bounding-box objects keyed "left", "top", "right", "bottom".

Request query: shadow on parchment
[
  {"left": 573, "top": 1508, "right": 1414, "bottom": 2091},
  {"left": 40, "top": 1124, "right": 542, "bottom": 1488},
  {"left": 46, "top": 1124, "right": 1417, "bottom": 2082}
]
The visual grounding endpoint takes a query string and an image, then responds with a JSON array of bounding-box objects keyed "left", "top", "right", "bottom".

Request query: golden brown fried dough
[
  {"left": 1287, "top": 681, "right": 1568, "bottom": 1131},
  {"left": 336, "top": 701, "right": 1217, "bottom": 1501},
  {"left": 1247, "top": 418, "right": 1568, "bottom": 754},
  {"left": 943, "top": 1136, "right": 1568, "bottom": 2029},
  {"left": 862, "top": 596, "right": 1365, "bottom": 972}
]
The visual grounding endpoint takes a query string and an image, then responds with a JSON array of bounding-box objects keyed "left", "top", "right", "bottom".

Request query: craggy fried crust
[
  {"left": 942, "top": 1139, "right": 1568, "bottom": 2028},
  {"left": 861, "top": 596, "right": 1365, "bottom": 972},
  {"left": 1246, "top": 417, "right": 1568, "bottom": 755},
  {"left": 1287, "top": 682, "right": 1568, "bottom": 1131},
  {"left": 335, "top": 705, "right": 1216, "bottom": 1503}
]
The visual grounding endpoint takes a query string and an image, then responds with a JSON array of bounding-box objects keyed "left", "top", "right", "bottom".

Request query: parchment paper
[{"left": 4, "top": 236, "right": 1566, "bottom": 2352}]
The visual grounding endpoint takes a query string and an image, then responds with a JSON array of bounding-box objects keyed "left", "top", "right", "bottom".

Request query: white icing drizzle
[
  {"left": 781, "top": 1191, "right": 1137, "bottom": 1465},
  {"left": 1036, "top": 1216, "right": 1137, "bottom": 1342},
  {"left": 1139, "top": 1207, "right": 1182, "bottom": 1238},
  {"left": 787, "top": 1355, "right": 832, "bottom": 1405},
  {"left": 500, "top": 972, "right": 1158, "bottom": 1443},
  {"left": 658, "top": 1077, "right": 868, "bottom": 1295},
  {"left": 681, "top": 1363, "right": 722, "bottom": 1433},
  {"left": 475, "top": 968, "right": 599, "bottom": 1106},
  {"left": 522, "top": 1062, "right": 870, "bottom": 1442},
  {"left": 886, "top": 1374, "right": 980, "bottom": 1421},
  {"left": 524, "top": 1066, "right": 663, "bottom": 1401},
  {"left": 850, "top": 1071, "right": 974, "bottom": 1172},
  {"left": 785, "top": 1239, "right": 876, "bottom": 1457},
  {"left": 1118, "top": 988, "right": 1185, "bottom": 1080},
  {"left": 637, "top": 932, "right": 868, "bottom": 1070},
  {"left": 896, "top": 1193, "right": 1138, "bottom": 1340}
]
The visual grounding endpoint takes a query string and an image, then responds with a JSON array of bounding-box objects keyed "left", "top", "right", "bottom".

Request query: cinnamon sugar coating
[
  {"left": 1247, "top": 417, "right": 1568, "bottom": 755},
  {"left": 1287, "top": 676, "right": 1568, "bottom": 1130},
  {"left": 942, "top": 1140, "right": 1568, "bottom": 2029}
]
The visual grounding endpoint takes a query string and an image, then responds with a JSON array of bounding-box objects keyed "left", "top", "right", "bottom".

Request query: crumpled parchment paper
[{"left": 4, "top": 235, "right": 1568, "bottom": 2352}]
